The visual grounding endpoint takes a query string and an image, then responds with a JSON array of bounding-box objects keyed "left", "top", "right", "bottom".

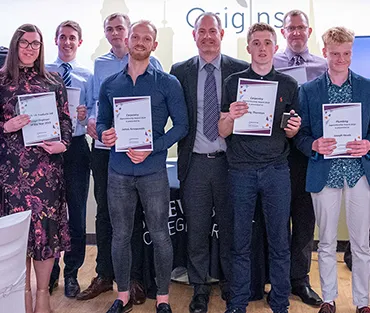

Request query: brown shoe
[
  {"left": 129, "top": 280, "right": 146, "bottom": 305},
  {"left": 318, "top": 302, "right": 336, "bottom": 313},
  {"left": 357, "top": 307, "right": 370, "bottom": 313},
  {"left": 76, "top": 276, "right": 113, "bottom": 300}
]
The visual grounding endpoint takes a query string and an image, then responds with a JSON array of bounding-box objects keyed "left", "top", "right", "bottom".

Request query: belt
[{"left": 193, "top": 151, "right": 226, "bottom": 159}]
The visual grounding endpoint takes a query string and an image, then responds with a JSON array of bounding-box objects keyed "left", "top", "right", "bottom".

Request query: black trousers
[
  {"left": 181, "top": 153, "right": 232, "bottom": 296},
  {"left": 288, "top": 150, "right": 316, "bottom": 287}
]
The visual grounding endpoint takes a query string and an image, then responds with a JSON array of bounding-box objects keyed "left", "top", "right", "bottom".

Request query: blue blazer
[{"left": 295, "top": 71, "right": 370, "bottom": 193}]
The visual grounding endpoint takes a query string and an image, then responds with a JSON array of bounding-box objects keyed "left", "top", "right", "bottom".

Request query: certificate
[
  {"left": 94, "top": 101, "right": 111, "bottom": 150},
  {"left": 276, "top": 66, "right": 308, "bottom": 85},
  {"left": 18, "top": 92, "right": 61, "bottom": 146},
  {"left": 113, "top": 96, "right": 153, "bottom": 152},
  {"left": 66, "top": 87, "right": 80, "bottom": 136},
  {"left": 233, "top": 78, "right": 278, "bottom": 136},
  {"left": 323, "top": 102, "right": 362, "bottom": 159}
]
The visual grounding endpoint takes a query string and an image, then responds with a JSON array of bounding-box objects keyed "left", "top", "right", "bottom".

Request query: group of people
[{"left": 0, "top": 6, "right": 369, "bottom": 313}]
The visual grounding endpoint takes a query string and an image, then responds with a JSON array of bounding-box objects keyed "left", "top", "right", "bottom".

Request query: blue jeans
[
  {"left": 108, "top": 168, "right": 173, "bottom": 295},
  {"left": 228, "top": 163, "right": 291, "bottom": 313}
]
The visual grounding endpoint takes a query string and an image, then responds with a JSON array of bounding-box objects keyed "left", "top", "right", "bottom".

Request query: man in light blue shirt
[
  {"left": 46, "top": 20, "right": 92, "bottom": 298},
  {"left": 77, "top": 13, "right": 163, "bottom": 304}
]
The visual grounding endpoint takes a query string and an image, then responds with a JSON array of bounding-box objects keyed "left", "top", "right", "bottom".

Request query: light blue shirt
[
  {"left": 46, "top": 57, "right": 93, "bottom": 137},
  {"left": 88, "top": 51, "right": 163, "bottom": 119},
  {"left": 193, "top": 55, "right": 226, "bottom": 153}
]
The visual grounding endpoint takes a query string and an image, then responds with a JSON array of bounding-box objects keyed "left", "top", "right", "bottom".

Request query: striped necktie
[
  {"left": 291, "top": 55, "right": 304, "bottom": 66},
  {"left": 203, "top": 63, "right": 219, "bottom": 142},
  {"left": 61, "top": 62, "right": 72, "bottom": 87}
]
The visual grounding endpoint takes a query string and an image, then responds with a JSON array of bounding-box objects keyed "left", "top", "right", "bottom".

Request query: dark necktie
[
  {"left": 203, "top": 63, "right": 219, "bottom": 142},
  {"left": 291, "top": 55, "right": 304, "bottom": 66},
  {"left": 61, "top": 62, "right": 72, "bottom": 87}
]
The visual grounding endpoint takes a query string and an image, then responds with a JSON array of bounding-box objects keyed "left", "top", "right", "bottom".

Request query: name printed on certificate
[
  {"left": 323, "top": 102, "right": 362, "bottom": 159},
  {"left": 276, "top": 66, "right": 308, "bottom": 86},
  {"left": 94, "top": 101, "right": 111, "bottom": 150},
  {"left": 113, "top": 96, "right": 153, "bottom": 152},
  {"left": 18, "top": 92, "right": 61, "bottom": 146},
  {"left": 233, "top": 78, "right": 278, "bottom": 136},
  {"left": 66, "top": 87, "right": 81, "bottom": 136}
]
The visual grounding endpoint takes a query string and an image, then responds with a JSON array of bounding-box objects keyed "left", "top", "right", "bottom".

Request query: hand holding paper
[
  {"left": 4, "top": 114, "right": 30, "bottom": 133},
  {"left": 39, "top": 141, "right": 66, "bottom": 154},
  {"left": 312, "top": 137, "right": 337, "bottom": 155},
  {"left": 229, "top": 101, "right": 249, "bottom": 120},
  {"left": 87, "top": 118, "right": 98, "bottom": 140},
  {"left": 102, "top": 127, "right": 117, "bottom": 147},
  {"left": 346, "top": 139, "right": 370, "bottom": 157},
  {"left": 77, "top": 105, "right": 87, "bottom": 121}
]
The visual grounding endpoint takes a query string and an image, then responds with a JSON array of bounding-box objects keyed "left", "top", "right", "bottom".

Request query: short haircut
[
  {"left": 247, "top": 22, "right": 277, "bottom": 44},
  {"left": 129, "top": 20, "right": 157, "bottom": 41},
  {"left": 104, "top": 13, "right": 130, "bottom": 29},
  {"left": 322, "top": 26, "right": 355, "bottom": 46},
  {"left": 283, "top": 10, "right": 310, "bottom": 27},
  {"left": 194, "top": 12, "right": 222, "bottom": 30},
  {"left": 56, "top": 20, "right": 82, "bottom": 40}
]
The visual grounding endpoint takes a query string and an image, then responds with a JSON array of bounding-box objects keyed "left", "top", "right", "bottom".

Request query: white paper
[
  {"left": 277, "top": 66, "right": 308, "bottom": 86},
  {"left": 323, "top": 102, "right": 362, "bottom": 159},
  {"left": 94, "top": 101, "right": 111, "bottom": 150},
  {"left": 66, "top": 87, "right": 81, "bottom": 136},
  {"left": 18, "top": 92, "right": 61, "bottom": 146},
  {"left": 113, "top": 96, "right": 153, "bottom": 152},
  {"left": 233, "top": 78, "right": 278, "bottom": 136}
]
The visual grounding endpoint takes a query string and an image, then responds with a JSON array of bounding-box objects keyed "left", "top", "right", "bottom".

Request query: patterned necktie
[
  {"left": 61, "top": 62, "right": 72, "bottom": 87},
  {"left": 203, "top": 63, "right": 219, "bottom": 142},
  {"left": 292, "top": 55, "right": 304, "bottom": 66}
]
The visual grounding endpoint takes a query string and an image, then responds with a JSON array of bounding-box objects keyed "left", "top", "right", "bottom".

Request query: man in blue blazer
[{"left": 296, "top": 27, "right": 370, "bottom": 313}]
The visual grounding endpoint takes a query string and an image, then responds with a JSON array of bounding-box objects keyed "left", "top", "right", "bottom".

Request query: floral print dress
[{"left": 0, "top": 67, "right": 71, "bottom": 261}]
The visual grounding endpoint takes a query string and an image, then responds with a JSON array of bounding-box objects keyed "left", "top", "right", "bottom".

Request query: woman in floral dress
[{"left": 0, "top": 24, "right": 71, "bottom": 313}]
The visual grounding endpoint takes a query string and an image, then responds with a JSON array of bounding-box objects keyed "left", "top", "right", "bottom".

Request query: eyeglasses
[
  {"left": 18, "top": 39, "right": 42, "bottom": 50},
  {"left": 284, "top": 25, "right": 308, "bottom": 33}
]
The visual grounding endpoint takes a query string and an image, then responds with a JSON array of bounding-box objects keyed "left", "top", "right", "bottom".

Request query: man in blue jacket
[{"left": 296, "top": 27, "right": 370, "bottom": 313}]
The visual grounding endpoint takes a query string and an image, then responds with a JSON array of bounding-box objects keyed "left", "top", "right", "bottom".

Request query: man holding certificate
[
  {"left": 97, "top": 20, "right": 188, "bottom": 313},
  {"left": 296, "top": 27, "right": 370, "bottom": 313},
  {"left": 219, "top": 23, "right": 301, "bottom": 313},
  {"left": 46, "top": 20, "right": 92, "bottom": 298}
]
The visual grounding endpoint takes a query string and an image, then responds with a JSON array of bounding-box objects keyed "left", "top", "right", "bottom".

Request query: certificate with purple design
[
  {"left": 276, "top": 66, "right": 307, "bottom": 85},
  {"left": 18, "top": 92, "right": 61, "bottom": 146},
  {"left": 113, "top": 96, "right": 153, "bottom": 152},
  {"left": 323, "top": 102, "right": 362, "bottom": 159},
  {"left": 233, "top": 78, "right": 278, "bottom": 136},
  {"left": 94, "top": 101, "right": 111, "bottom": 150}
]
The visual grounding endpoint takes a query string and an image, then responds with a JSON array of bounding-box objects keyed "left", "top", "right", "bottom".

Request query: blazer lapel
[
  {"left": 186, "top": 57, "right": 199, "bottom": 124},
  {"left": 352, "top": 72, "right": 370, "bottom": 137}
]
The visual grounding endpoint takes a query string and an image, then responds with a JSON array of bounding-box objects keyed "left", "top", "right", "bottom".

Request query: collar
[
  {"left": 246, "top": 65, "right": 276, "bottom": 80},
  {"left": 284, "top": 47, "right": 313, "bottom": 62},
  {"left": 55, "top": 57, "right": 77, "bottom": 69},
  {"left": 108, "top": 49, "right": 128, "bottom": 61},
  {"left": 122, "top": 62, "right": 155, "bottom": 76},
  {"left": 326, "top": 70, "right": 352, "bottom": 87},
  {"left": 198, "top": 54, "right": 221, "bottom": 72}
]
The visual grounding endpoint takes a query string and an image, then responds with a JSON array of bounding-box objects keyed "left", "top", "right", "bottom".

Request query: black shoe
[
  {"left": 106, "top": 299, "right": 133, "bottom": 313},
  {"left": 266, "top": 292, "right": 289, "bottom": 313},
  {"left": 64, "top": 277, "right": 80, "bottom": 298},
  {"left": 189, "top": 294, "right": 209, "bottom": 313},
  {"left": 48, "top": 277, "right": 59, "bottom": 295},
  {"left": 157, "top": 303, "right": 172, "bottom": 313},
  {"left": 224, "top": 309, "right": 244, "bottom": 313},
  {"left": 292, "top": 285, "right": 323, "bottom": 307}
]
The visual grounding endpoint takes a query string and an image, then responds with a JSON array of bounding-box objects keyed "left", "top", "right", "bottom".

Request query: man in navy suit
[
  {"left": 170, "top": 12, "right": 248, "bottom": 313},
  {"left": 296, "top": 27, "right": 370, "bottom": 313}
]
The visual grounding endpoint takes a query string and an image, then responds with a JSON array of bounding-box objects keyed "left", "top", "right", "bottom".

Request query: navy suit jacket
[
  {"left": 170, "top": 55, "right": 249, "bottom": 181},
  {"left": 295, "top": 71, "right": 370, "bottom": 193}
]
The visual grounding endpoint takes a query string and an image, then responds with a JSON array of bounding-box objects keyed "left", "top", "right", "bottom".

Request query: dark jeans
[
  {"left": 108, "top": 168, "right": 173, "bottom": 295},
  {"left": 289, "top": 152, "right": 315, "bottom": 287},
  {"left": 181, "top": 153, "right": 231, "bottom": 296},
  {"left": 52, "top": 136, "right": 90, "bottom": 280},
  {"left": 228, "top": 164, "right": 291, "bottom": 313}
]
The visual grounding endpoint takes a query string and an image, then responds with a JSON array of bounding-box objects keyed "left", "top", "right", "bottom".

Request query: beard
[{"left": 128, "top": 46, "right": 151, "bottom": 61}]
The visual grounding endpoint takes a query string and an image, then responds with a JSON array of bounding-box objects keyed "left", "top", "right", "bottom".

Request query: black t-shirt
[{"left": 222, "top": 66, "right": 299, "bottom": 170}]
